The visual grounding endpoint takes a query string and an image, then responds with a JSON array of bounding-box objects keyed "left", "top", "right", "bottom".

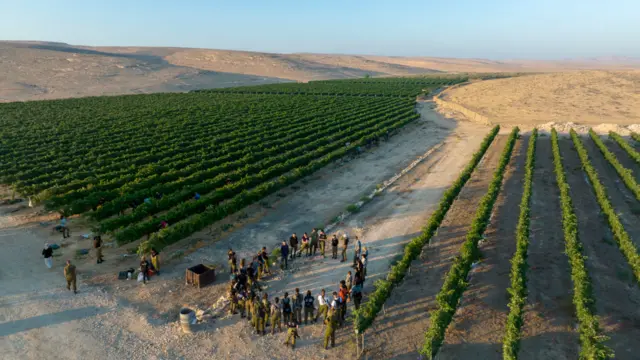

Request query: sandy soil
[
  {"left": 3, "top": 41, "right": 640, "bottom": 102},
  {"left": 0, "top": 101, "right": 490, "bottom": 359},
  {"left": 361, "top": 134, "right": 509, "bottom": 359},
  {"left": 442, "top": 71, "right": 640, "bottom": 127},
  {"left": 519, "top": 136, "right": 579, "bottom": 359},
  {"left": 560, "top": 137, "right": 640, "bottom": 359},
  {"left": 437, "top": 136, "right": 527, "bottom": 359}
]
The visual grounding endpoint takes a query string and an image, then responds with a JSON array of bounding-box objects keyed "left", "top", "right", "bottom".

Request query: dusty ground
[
  {"left": 3, "top": 41, "right": 640, "bottom": 102},
  {"left": 519, "top": 136, "right": 579, "bottom": 359},
  {"left": 560, "top": 136, "right": 640, "bottom": 359},
  {"left": 0, "top": 101, "right": 491, "bottom": 359},
  {"left": 442, "top": 71, "right": 640, "bottom": 127}
]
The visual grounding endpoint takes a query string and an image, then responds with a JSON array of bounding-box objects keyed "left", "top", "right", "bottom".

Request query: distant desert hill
[
  {"left": 2, "top": 41, "right": 640, "bottom": 102},
  {"left": 441, "top": 70, "right": 640, "bottom": 127}
]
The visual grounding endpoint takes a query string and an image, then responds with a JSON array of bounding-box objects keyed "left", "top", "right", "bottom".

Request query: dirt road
[{"left": 0, "top": 101, "right": 490, "bottom": 359}]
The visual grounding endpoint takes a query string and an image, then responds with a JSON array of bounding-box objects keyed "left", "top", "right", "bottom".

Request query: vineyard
[
  {"left": 358, "top": 128, "right": 640, "bottom": 360},
  {"left": 0, "top": 77, "right": 462, "bottom": 252}
]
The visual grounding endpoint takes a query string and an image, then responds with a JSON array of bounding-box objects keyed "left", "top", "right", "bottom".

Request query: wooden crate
[{"left": 185, "top": 264, "right": 216, "bottom": 288}]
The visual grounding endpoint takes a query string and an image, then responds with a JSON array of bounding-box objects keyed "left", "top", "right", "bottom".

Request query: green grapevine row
[
  {"left": 570, "top": 130, "right": 640, "bottom": 284},
  {"left": 352, "top": 125, "right": 500, "bottom": 335},
  {"left": 589, "top": 129, "right": 640, "bottom": 201},
  {"left": 420, "top": 127, "right": 519, "bottom": 358},
  {"left": 553, "top": 130, "right": 612, "bottom": 359},
  {"left": 502, "top": 129, "right": 537, "bottom": 359},
  {"left": 609, "top": 131, "right": 640, "bottom": 165}
]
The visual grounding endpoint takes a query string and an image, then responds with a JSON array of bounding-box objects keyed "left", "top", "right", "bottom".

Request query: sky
[{"left": 1, "top": 0, "right": 638, "bottom": 59}]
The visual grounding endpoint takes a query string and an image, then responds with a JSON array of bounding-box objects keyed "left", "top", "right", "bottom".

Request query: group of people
[
  {"left": 280, "top": 228, "right": 368, "bottom": 268},
  {"left": 224, "top": 230, "right": 370, "bottom": 350}
]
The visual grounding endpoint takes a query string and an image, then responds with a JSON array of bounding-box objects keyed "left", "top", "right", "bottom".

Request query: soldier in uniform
[
  {"left": 254, "top": 295, "right": 266, "bottom": 335},
  {"left": 63, "top": 260, "right": 77, "bottom": 294},
  {"left": 284, "top": 321, "right": 299, "bottom": 348},
  {"left": 262, "top": 293, "right": 270, "bottom": 330},
  {"left": 323, "top": 304, "right": 339, "bottom": 349},
  {"left": 271, "top": 297, "right": 282, "bottom": 334},
  {"left": 340, "top": 234, "right": 349, "bottom": 262},
  {"left": 228, "top": 286, "right": 238, "bottom": 315},
  {"left": 310, "top": 228, "right": 319, "bottom": 256},
  {"left": 319, "top": 230, "right": 327, "bottom": 256},
  {"left": 228, "top": 248, "right": 237, "bottom": 274},
  {"left": 237, "top": 289, "right": 247, "bottom": 318}
]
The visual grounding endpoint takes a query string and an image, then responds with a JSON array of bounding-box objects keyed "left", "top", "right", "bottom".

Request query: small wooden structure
[{"left": 185, "top": 264, "right": 216, "bottom": 288}]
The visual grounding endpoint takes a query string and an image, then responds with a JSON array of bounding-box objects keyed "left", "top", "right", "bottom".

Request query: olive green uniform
[
  {"left": 285, "top": 324, "right": 299, "bottom": 348},
  {"left": 324, "top": 309, "right": 339, "bottom": 349},
  {"left": 270, "top": 303, "right": 282, "bottom": 334},
  {"left": 262, "top": 299, "right": 270, "bottom": 327},
  {"left": 253, "top": 298, "right": 264, "bottom": 333},
  {"left": 64, "top": 264, "right": 77, "bottom": 292}
]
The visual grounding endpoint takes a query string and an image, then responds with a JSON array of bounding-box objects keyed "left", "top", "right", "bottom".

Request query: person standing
[
  {"left": 289, "top": 233, "right": 299, "bottom": 260},
  {"left": 42, "top": 243, "right": 53, "bottom": 269},
  {"left": 339, "top": 282, "right": 349, "bottom": 323},
  {"left": 59, "top": 215, "right": 70, "bottom": 239},
  {"left": 361, "top": 253, "right": 368, "bottom": 283},
  {"left": 237, "top": 289, "right": 247, "bottom": 318},
  {"left": 228, "top": 288, "right": 238, "bottom": 315},
  {"left": 63, "top": 260, "right": 77, "bottom": 294},
  {"left": 284, "top": 321, "right": 299, "bottom": 348},
  {"left": 262, "top": 293, "right": 270, "bottom": 331},
  {"left": 271, "top": 297, "right": 282, "bottom": 334},
  {"left": 150, "top": 248, "right": 160, "bottom": 274},
  {"left": 260, "top": 247, "right": 270, "bottom": 274},
  {"left": 228, "top": 248, "right": 237, "bottom": 274},
  {"left": 340, "top": 234, "right": 349, "bottom": 262},
  {"left": 345, "top": 271, "right": 353, "bottom": 294},
  {"left": 140, "top": 256, "right": 150, "bottom": 284},
  {"left": 299, "top": 233, "right": 310, "bottom": 257},
  {"left": 351, "top": 282, "right": 363, "bottom": 310},
  {"left": 331, "top": 235, "right": 339, "bottom": 259},
  {"left": 323, "top": 304, "right": 338, "bottom": 350},
  {"left": 303, "top": 290, "right": 315, "bottom": 325},
  {"left": 353, "top": 236, "right": 362, "bottom": 268},
  {"left": 94, "top": 236, "right": 104, "bottom": 264},
  {"left": 292, "top": 288, "right": 303, "bottom": 325},
  {"left": 255, "top": 295, "right": 266, "bottom": 335},
  {"left": 310, "top": 228, "right": 319, "bottom": 256},
  {"left": 315, "top": 289, "right": 329, "bottom": 322},
  {"left": 280, "top": 241, "right": 289, "bottom": 270},
  {"left": 319, "top": 230, "right": 327, "bottom": 256},
  {"left": 282, "top": 292, "right": 293, "bottom": 323}
]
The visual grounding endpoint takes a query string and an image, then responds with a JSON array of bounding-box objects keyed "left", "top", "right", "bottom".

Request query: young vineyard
[
  {"left": 0, "top": 77, "right": 461, "bottom": 252},
  {"left": 361, "top": 129, "right": 640, "bottom": 360}
]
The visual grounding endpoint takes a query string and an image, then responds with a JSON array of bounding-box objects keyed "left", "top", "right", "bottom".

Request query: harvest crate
[{"left": 185, "top": 264, "right": 216, "bottom": 288}]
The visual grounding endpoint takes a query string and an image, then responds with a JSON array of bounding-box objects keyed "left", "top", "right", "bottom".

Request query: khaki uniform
[
  {"left": 64, "top": 264, "right": 77, "bottom": 292},
  {"left": 324, "top": 309, "right": 339, "bottom": 349},
  {"left": 238, "top": 296, "right": 246, "bottom": 317},
  {"left": 285, "top": 325, "right": 299, "bottom": 348},
  {"left": 253, "top": 298, "right": 264, "bottom": 333},
  {"left": 319, "top": 235, "right": 326, "bottom": 256},
  {"left": 270, "top": 304, "right": 282, "bottom": 334},
  {"left": 262, "top": 299, "right": 270, "bottom": 327}
]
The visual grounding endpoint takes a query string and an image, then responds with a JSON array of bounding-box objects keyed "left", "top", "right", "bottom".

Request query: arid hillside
[
  {"left": 2, "top": 41, "right": 640, "bottom": 102},
  {"left": 441, "top": 70, "right": 640, "bottom": 127}
]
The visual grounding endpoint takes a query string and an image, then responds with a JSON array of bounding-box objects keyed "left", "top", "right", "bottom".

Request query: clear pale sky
[{"left": 1, "top": 0, "right": 638, "bottom": 59}]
